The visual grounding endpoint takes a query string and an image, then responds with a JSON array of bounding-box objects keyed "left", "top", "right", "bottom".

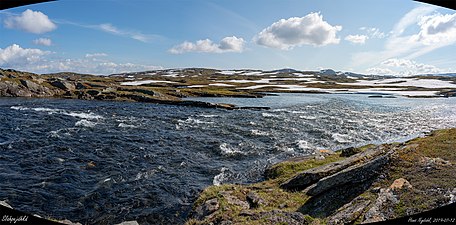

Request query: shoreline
[
  {"left": 2, "top": 68, "right": 456, "bottom": 111},
  {"left": 187, "top": 128, "right": 456, "bottom": 224}
]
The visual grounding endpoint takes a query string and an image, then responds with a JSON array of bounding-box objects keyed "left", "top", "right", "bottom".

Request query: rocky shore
[{"left": 187, "top": 128, "right": 456, "bottom": 224}]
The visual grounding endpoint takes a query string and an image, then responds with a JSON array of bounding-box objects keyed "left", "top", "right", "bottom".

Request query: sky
[{"left": 1, "top": 0, "right": 456, "bottom": 76}]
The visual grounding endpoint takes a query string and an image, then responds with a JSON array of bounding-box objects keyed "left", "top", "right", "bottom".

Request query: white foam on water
[
  {"left": 118, "top": 123, "right": 138, "bottom": 128},
  {"left": 10, "top": 106, "right": 28, "bottom": 110},
  {"left": 199, "top": 114, "right": 218, "bottom": 118},
  {"left": 65, "top": 112, "right": 103, "bottom": 120},
  {"left": 135, "top": 170, "right": 157, "bottom": 181},
  {"left": 297, "top": 140, "right": 312, "bottom": 150},
  {"left": 75, "top": 119, "right": 97, "bottom": 128},
  {"left": 250, "top": 129, "right": 269, "bottom": 136},
  {"left": 213, "top": 167, "right": 228, "bottom": 186},
  {"left": 11, "top": 106, "right": 104, "bottom": 120},
  {"left": 219, "top": 143, "right": 244, "bottom": 156},
  {"left": 261, "top": 112, "right": 280, "bottom": 118},
  {"left": 332, "top": 133, "right": 352, "bottom": 143}
]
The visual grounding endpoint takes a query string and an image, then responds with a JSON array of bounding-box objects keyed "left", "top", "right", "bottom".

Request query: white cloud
[
  {"left": 345, "top": 35, "right": 368, "bottom": 44},
  {"left": 367, "top": 58, "right": 443, "bottom": 76},
  {"left": 351, "top": 5, "right": 456, "bottom": 69},
  {"left": 392, "top": 5, "right": 436, "bottom": 36},
  {"left": 0, "top": 44, "right": 50, "bottom": 66},
  {"left": 413, "top": 13, "right": 456, "bottom": 45},
  {"left": 0, "top": 44, "right": 160, "bottom": 75},
  {"left": 85, "top": 53, "right": 108, "bottom": 58},
  {"left": 169, "top": 36, "right": 245, "bottom": 54},
  {"left": 360, "top": 27, "right": 386, "bottom": 39},
  {"left": 366, "top": 67, "right": 394, "bottom": 75},
  {"left": 254, "top": 12, "right": 342, "bottom": 50},
  {"left": 96, "top": 23, "right": 155, "bottom": 43},
  {"left": 33, "top": 38, "right": 52, "bottom": 46},
  {"left": 4, "top": 9, "right": 56, "bottom": 34}
]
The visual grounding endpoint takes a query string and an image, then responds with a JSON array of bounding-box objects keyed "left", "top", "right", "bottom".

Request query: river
[{"left": 1, "top": 93, "right": 456, "bottom": 224}]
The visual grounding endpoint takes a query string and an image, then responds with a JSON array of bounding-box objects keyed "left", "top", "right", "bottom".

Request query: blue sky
[{"left": 1, "top": 0, "right": 456, "bottom": 75}]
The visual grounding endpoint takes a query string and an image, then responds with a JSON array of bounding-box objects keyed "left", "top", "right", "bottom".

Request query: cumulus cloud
[
  {"left": 169, "top": 36, "right": 245, "bottom": 54},
  {"left": 0, "top": 44, "right": 50, "bottom": 66},
  {"left": 366, "top": 67, "right": 394, "bottom": 75},
  {"left": 33, "top": 38, "right": 52, "bottom": 46},
  {"left": 367, "top": 58, "right": 443, "bottom": 76},
  {"left": 0, "top": 44, "right": 160, "bottom": 75},
  {"left": 413, "top": 13, "right": 456, "bottom": 45},
  {"left": 4, "top": 9, "right": 56, "bottom": 34},
  {"left": 254, "top": 12, "right": 342, "bottom": 50},
  {"left": 345, "top": 35, "right": 368, "bottom": 44}
]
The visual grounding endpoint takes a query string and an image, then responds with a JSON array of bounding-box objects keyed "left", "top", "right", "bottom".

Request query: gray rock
[
  {"left": 193, "top": 198, "right": 219, "bottom": 220},
  {"left": 220, "top": 191, "right": 249, "bottom": 209},
  {"left": 362, "top": 188, "right": 398, "bottom": 224},
  {"left": 281, "top": 145, "right": 389, "bottom": 191},
  {"left": 341, "top": 147, "right": 362, "bottom": 157},
  {"left": 241, "top": 210, "right": 309, "bottom": 225},
  {"left": 58, "top": 219, "right": 83, "bottom": 225},
  {"left": 76, "top": 83, "right": 87, "bottom": 89},
  {"left": 328, "top": 196, "right": 371, "bottom": 225},
  {"left": 114, "top": 221, "right": 139, "bottom": 225},
  {"left": 50, "top": 80, "right": 75, "bottom": 91},
  {"left": 0, "top": 200, "right": 13, "bottom": 209},
  {"left": 304, "top": 153, "right": 390, "bottom": 196},
  {"left": 0, "top": 81, "right": 32, "bottom": 97},
  {"left": 246, "top": 191, "right": 265, "bottom": 208},
  {"left": 19, "top": 79, "right": 55, "bottom": 96}
]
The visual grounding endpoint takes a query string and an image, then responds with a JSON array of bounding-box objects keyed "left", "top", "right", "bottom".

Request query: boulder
[
  {"left": 50, "top": 80, "right": 75, "bottom": 91},
  {"left": 19, "top": 79, "right": 55, "bottom": 96},
  {"left": 304, "top": 153, "right": 390, "bottom": 196},
  {"left": 281, "top": 145, "right": 389, "bottom": 191},
  {"left": 240, "top": 210, "right": 309, "bottom": 225},
  {"left": 58, "top": 219, "right": 83, "bottom": 225},
  {"left": 220, "top": 191, "right": 249, "bottom": 209},
  {"left": 328, "top": 196, "right": 371, "bottom": 225},
  {"left": 0, "top": 200, "right": 13, "bottom": 209},
  {"left": 193, "top": 198, "right": 219, "bottom": 220},
  {"left": 0, "top": 81, "right": 32, "bottom": 97},
  {"left": 114, "top": 221, "right": 139, "bottom": 225},
  {"left": 246, "top": 191, "right": 265, "bottom": 208},
  {"left": 362, "top": 188, "right": 398, "bottom": 224},
  {"left": 389, "top": 178, "right": 412, "bottom": 190}
]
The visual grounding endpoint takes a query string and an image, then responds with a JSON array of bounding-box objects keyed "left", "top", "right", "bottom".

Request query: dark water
[{"left": 1, "top": 94, "right": 456, "bottom": 224}]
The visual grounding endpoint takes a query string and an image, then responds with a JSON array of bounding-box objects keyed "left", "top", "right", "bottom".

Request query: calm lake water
[{"left": 1, "top": 93, "right": 456, "bottom": 224}]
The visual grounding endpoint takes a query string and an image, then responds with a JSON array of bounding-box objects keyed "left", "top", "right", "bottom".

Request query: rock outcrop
[
  {"left": 187, "top": 129, "right": 456, "bottom": 224},
  {"left": 280, "top": 145, "right": 389, "bottom": 191}
]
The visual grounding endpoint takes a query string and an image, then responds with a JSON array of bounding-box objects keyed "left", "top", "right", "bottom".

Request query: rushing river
[{"left": 1, "top": 93, "right": 456, "bottom": 224}]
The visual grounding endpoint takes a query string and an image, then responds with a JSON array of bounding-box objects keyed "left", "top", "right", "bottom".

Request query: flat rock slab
[{"left": 281, "top": 145, "right": 389, "bottom": 191}]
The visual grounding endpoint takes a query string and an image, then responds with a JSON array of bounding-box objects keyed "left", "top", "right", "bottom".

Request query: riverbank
[{"left": 187, "top": 128, "right": 456, "bottom": 224}]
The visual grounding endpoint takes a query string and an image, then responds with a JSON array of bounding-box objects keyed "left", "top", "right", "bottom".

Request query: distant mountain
[
  {"left": 271, "top": 68, "right": 299, "bottom": 73},
  {"left": 427, "top": 73, "right": 456, "bottom": 77}
]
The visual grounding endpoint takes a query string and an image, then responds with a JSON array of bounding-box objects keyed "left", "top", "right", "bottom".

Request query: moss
[{"left": 265, "top": 153, "right": 343, "bottom": 182}]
